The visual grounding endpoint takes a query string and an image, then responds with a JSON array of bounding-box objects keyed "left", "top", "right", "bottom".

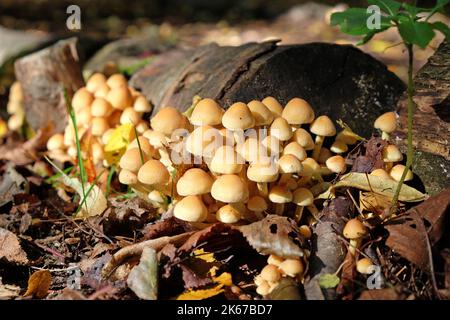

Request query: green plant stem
[{"left": 391, "top": 43, "right": 415, "bottom": 213}]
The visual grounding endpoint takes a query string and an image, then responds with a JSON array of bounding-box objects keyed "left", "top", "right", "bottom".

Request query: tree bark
[{"left": 14, "top": 37, "right": 84, "bottom": 133}]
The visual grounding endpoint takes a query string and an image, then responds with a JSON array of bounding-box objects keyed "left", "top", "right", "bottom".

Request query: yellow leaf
[
  {"left": 359, "top": 191, "right": 391, "bottom": 212},
  {"left": 24, "top": 270, "right": 52, "bottom": 299},
  {"left": 194, "top": 249, "right": 216, "bottom": 263},
  {"left": 0, "top": 119, "right": 7, "bottom": 138},
  {"left": 104, "top": 124, "right": 136, "bottom": 165},
  {"left": 176, "top": 285, "right": 225, "bottom": 300},
  {"left": 213, "top": 272, "right": 232, "bottom": 287}
]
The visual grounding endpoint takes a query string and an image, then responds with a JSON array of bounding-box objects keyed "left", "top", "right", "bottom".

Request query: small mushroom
[
  {"left": 261, "top": 96, "right": 283, "bottom": 118},
  {"left": 282, "top": 98, "right": 315, "bottom": 127},
  {"left": 106, "top": 73, "right": 127, "bottom": 89},
  {"left": 370, "top": 168, "right": 393, "bottom": 180},
  {"left": 260, "top": 264, "right": 281, "bottom": 283},
  {"left": 291, "top": 128, "right": 315, "bottom": 151},
  {"left": 267, "top": 255, "right": 284, "bottom": 267},
  {"left": 222, "top": 102, "right": 255, "bottom": 131},
  {"left": 137, "top": 159, "right": 170, "bottom": 186},
  {"left": 325, "top": 155, "right": 347, "bottom": 174},
  {"left": 310, "top": 115, "right": 336, "bottom": 160},
  {"left": 292, "top": 187, "right": 315, "bottom": 222},
  {"left": 120, "top": 107, "right": 141, "bottom": 125},
  {"left": 247, "top": 195, "right": 268, "bottom": 220},
  {"left": 210, "top": 145, "right": 244, "bottom": 174},
  {"left": 270, "top": 117, "right": 293, "bottom": 141},
  {"left": 211, "top": 174, "right": 249, "bottom": 203},
  {"left": 151, "top": 107, "right": 186, "bottom": 136},
  {"left": 343, "top": 218, "right": 367, "bottom": 255},
  {"left": 269, "top": 184, "right": 292, "bottom": 215},
  {"left": 46, "top": 133, "right": 65, "bottom": 151},
  {"left": 190, "top": 98, "right": 224, "bottom": 126},
  {"left": 283, "top": 141, "right": 307, "bottom": 161},
  {"left": 390, "top": 164, "right": 413, "bottom": 182},
  {"left": 216, "top": 203, "right": 245, "bottom": 224},
  {"left": 86, "top": 73, "right": 107, "bottom": 93},
  {"left": 374, "top": 111, "right": 397, "bottom": 140},
  {"left": 247, "top": 161, "right": 279, "bottom": 197},
  {"left": 91, "top": 117, "right": 109, "bottom": 136},
  {"left": 278, "top": 154, "right": 303, "bottom": 184},
  {"left": 247, "top": 100, "right": 274, "bottom": 127},
  {"left": 91, "top": 98, "right": 113, "bottom": 117},
  {"left": 106, "top": 86, "right": 133, "bottom": 110},
  {"left": 72, "top": 87, "right": 94, "bottom": 112},
  {"left": 133, "top": 96, "right": 152, "bottom": 113},
  {"left": 173, "top": 195, "right": 208, "bottom": 222},
  {"left": 176, "top": 168, "right": 214, "bottom": 196},
  {"left": 118, "top": 169, "right": 138, "bottom": 185},
  {"left": 330, "top": 140, "right": 348, "bottom": 154},
  {"left": 356, "top": 258, "right": 374, "bottom": 274},
  {"left": 382, "top": 144, "right": 403, "bottom": 171},
  {"left": 120, "top": 148, "right": 149, "bottom": 172},
  {"left": 279, "top": 259, "right": 304, "bottom": 278}
]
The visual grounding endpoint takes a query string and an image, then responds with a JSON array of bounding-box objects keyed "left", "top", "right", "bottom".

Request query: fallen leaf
[
  {"left": 126, "top": 247, "right": 158, "bottom": 300},
  {"left": 237, "top": 215, "right": 306, "bottom": 259},
  {"left": 0, "top": 227, "right": 28, "bottom": 265},
  {"left": 144, "top": 216, "right": 193, "bottom": 240},
  {"left": 104, "top": 124, "right": 136, "bottom": 165},
  {"left": 24, "top": 270, "right": 52, "bottom": 299},
  {"left": 51, "top": 288, "right": 87, "bottom": 300},
  {"left": 0, "top": 277, "right": 21, "bottom": 300},
  {"left": 194, "top": 249, "right": 215, "bottom": 263},
  {"left": 319, "top": 274, "right": 340, "bottom": 289},
  {"left": 175, "top": 271, "right": 232, "bottom": 300},
  {"left": 318, "top": 172, "right": 426, "bottom": 202},
  {"left": 0, "top": 163, "right": 28, "bottom": 207},
  {"left": 358, "top": 287, "right": 403, "bottom": 300}
]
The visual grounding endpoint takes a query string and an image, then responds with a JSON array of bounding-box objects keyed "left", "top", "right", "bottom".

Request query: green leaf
[
  {"left": 319, "top": 274, "right": 340, "bottom": 289},
  {"left": 403, "top": 3, "right": 432, "bottom": 16},
  {"left": 431, "top": 21, "right": 450, "bottom": 41},
  {"left": 368, "top": 0, "right": 402, "bottom": 15},
  {"left": 331, "top": 8, "right": 373, "bottom": 35},
  {"left": 357, "top": 26, "right": 391, "bottom": 45},
  {"left": 398, "top": 19, "right": 436, "bottom": 48}
]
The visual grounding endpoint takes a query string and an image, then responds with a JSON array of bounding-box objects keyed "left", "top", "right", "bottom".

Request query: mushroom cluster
[
  {"left": 6, "top": 81, "right": 25, "bottom": 131},
  {"left": 254, "top": 254, "right": 304, "bottom": 296},
  {"left": 46, "top": 73, "right": 152, "bottom": 165}
]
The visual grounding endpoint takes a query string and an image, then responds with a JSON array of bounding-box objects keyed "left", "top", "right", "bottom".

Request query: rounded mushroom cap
[
  {"left": 336, "top": 129, "right": 359, "bottom": 145},
  {"left": 269, "top": 185, "right": 293, "bottom": 204},
  {"left": 94, "top": 83, "right": 110, "bottom": 99},
  {"left": 143, "top": 130, "right": 169, "bottom": 149},
  {"left": 256, "top": 280, "right": 271, "bottom": 296},
  {"left": 283, "top": 141, "right": 307, "bottom": 161},
  {"left": 292, "top": 188, "right": 314, "bottom": 206},
  {"left": 102, "top": 128, "right": 115, "bottom": 145},
  {"left": 135, "top": 120, "right": 149, "bottom": 134},
  {"left": 299, "top": 225, "right": 312, "bottom": 238},
  {"left": 8, "top": 114, "right": 23, "bottom": 131},
  {"left": 91, "top": 98, "right": 113, "bottom": 117},
  {"left": 76, "top": 106, "right": 92, "bottom": 126},
  {"left": 318, "top": 147, "right": 333, "bottom": 164},
  {"left": 291, "top": 128, "right": 315, "bottom": 150},
  {"left": 356, "top": 258, "right": 374, "bottom": 274},
  {"left": 222, "top": 102, "right": 255, "bottom": 130},
  {"left": 138, "top": 159, "right": 170, "bottom": 185},
  {"left": 150, "top": 107, "right": 185, "bottom": 136},
  {"left": 190, "top": 98, "right": 224, "bottom": 126},
  {"left": 330, "top": 140, "right": 348, "bottom": 154},
  {"left": 86, "top": 73, "right": 107, "bottom": 93},
  {"left": 120, "top": 107, "right": 141, "bottom": 125},
  {"left": 119, "top": 148, "right": 148, "bottom": 172},
  {"left": 91, "top": 117, "right": 110, "bottom": 136},
  {"left": 91, "top": 142, "right": 104, "bottom": 164},
  {"left": 148, "top": 190, "right": 165, "bottom": 204},
  {"left": 390, "top": 164, "right": 413, "bottom": 181},
  {"left": 267, "top": 254, "right": 284, "bottom": 267},
  {"left": 176, "top": 168, "right": 213, "bottom": 196},
  {"left": 262, "top": 96, "right": 283, "bottom": 118},
  {"left": 210, "top": 145, "right": 244, "bottom": 174},
  {"left": 211, "top": 174, "right": 249, "bottom": 203},
  {"left": 248, "top": 100, "right": 274, "bottom": 126},
  {"left": 374, "top": 111, "right": 397, "bottom": 133},
  {"left": 9, "top": 81, "right": 23, "bottom": 101},
  {"left": 72, "top": 88, "right": 94, "bottom": 111},
  {"left": 370, "top": 168, "right": 392, "bottom": 180},
  {"left": 278, "top": 154, "right": 303, "bottom": 174},
  {"left": 118, "top": 169, "right": 138, "bottom": 185},
  {"left": 236, "top": 137, "right": 267, "bottom": 163},
  {"left": 326, "top": 155, "right": 347, "bottom": 174},
  {"left": 270, "top": 117, "right": 293, "bottom": 141},
  {"left": 173, "top": 195, "right": 208, "bottom": 222},
  {"left": 216, "top": 203, "right": 243, "bottom": 224},
  {"left": 247, "top": 161, "right": 279, "bottom": 183},
  {"left": 133, "top": 96, "right": 152, "bottom": 113},
  {"left": 106, "top": 86, "right": 133, "bottom": 110},
  {"left": 279, "top": 259, "right": 304, "bottom": 277},
  {"left": 127, "top": 136, "right": 157, "bottom": 158},
  {"left": 247, "top": 196, "right": 268, "bottom": 212},
  {"left": 383, "top": 144, "right": 403, "bottom": 162},
  {"left": 261, "top": 135, "right": 283, "bottom": 157},
  {"left": 106, "top": 73, "right": 127, "bottom": 89},
  {"left": 343, "top": 218, "right": 367, "bottom": 239},
  {"left": 260, "top": 264, "right": 281, "bottom": 283},
  {"left": 47, "top": 133, "right": 64, "bottom": 151},
  {"left": 185, "top": 125, "right": 222, "bottom": 158},
  {"left": 301, "top": 158, "right": 320, "bottom": 176},
  {"left": 310, "top": 115, "right": 336, "bottom": 137},
  {"left": 282, "top": 98, "right": 315, "bottom": 125}
]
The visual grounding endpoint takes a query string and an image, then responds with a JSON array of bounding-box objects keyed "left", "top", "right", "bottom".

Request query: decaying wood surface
[{"left": 14, "top": 37, "right": 84, "bottom": 133}]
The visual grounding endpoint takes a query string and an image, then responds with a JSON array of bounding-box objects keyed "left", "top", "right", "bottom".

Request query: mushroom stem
[
  {"left": 385, "top": 162, "right": 393, "bottom": 172},
  {"left": 381, "top": 131, "right": 390, "bottom": 140},
  {"left": 307, "top": 204, "right": 319, "bottom": 220},
  {"left": 279, "top": 173, "right": 292, "bottom": 185},
  {"left": 297, "top": 176, "right": 311, "bottom": 187},
  {"left": 257, "top": 182, "right": 269, "bottom": 197},
  {"left": 274, "top": 203, "right": 285, "bottom": 215},
  {"left": 312, "top": 135, "right": 324, "bottom": 160},
  {"left": 294, "top": 206, "right": 304, "bottom": 223},
  {"left": 348, "top": 238, "right": 361, "bottom": 255}
]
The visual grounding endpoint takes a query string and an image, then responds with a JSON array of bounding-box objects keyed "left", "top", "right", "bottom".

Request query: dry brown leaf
[
  {"left": 0, "top": 227, "right": 28, "bottom": 265},
  {"left": 126, "top": 247, "right": 158, "bottom": 300},
  {"left": 24, "top": 270, "right": 52, "bottom": 299},
  {"left": 358, "top": 287, "right": 403, "bottom": 300}
]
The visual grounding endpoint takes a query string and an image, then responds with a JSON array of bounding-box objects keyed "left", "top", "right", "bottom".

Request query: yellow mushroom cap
[
  {"left": 247, "top": 161, "right": 279, "bottom": 183},
  {"left": 127, "top": 136, "right": 157, "bottom": 158},
  {"left": 247, "top": 196, "right": 268, "bottom": 212},
  {"left": 299, "top": 225, "right": 312, "bottom": 238},
  {"left": 46, "top": 133, "right": 65, "bottom": 151},
  {"left": 118, "top": 169, "right": 138, "bottom": 185},
  {"left": 185, "top": 125, "right": 222, "bottom": 158},
  {"left": 176, "top": 168, "right": 214, "bottom": 196},
  {"left": 269, "top": 185, "right": 293, "bottom": 204},
  {"left": 120, "top": 107, "right": 141, "bottom": 125},
  {"left": 236, "top": 137, "right": 267, "bottom": 163},
  {"left": 374, "top": 111, "right": 397, "bottom": 133},
  {"left": 267, "top": 254, "right": 284, "bottom": 267},
  {"left": 190, "top": 98, "right": 224, "bottom": 126},
  {"left": 260, "top": 264, "right": 281, "bottom": 283},
  {"left": 270, "top": 117, "right": 293, "bottom": 141},
  {"left": 292, "top": 188, "right": 314, "bottom": 206},
  {"left": 101, "top": 128, "right": 115, "bottom": 145},
  {"left": 247, "top": 100, "right": 274, "bottom": 126},
  {"left": 106, "top": 86, "right": 133, "bottom": 110},
  {"left": 370, "top": 168, "right": 392, "bottom": 180},
  {"left": 86, "top": 73, "right": 107, "bottom": 93},
  {"left": 150, "top": 106, "right": 185, "bottom": 136},
  {"left": 76, "top": 106, "right": 92, "bottom": 126},
  {"left": 9, "top": 81, "right": 23, "bottom": 102},
  {"left": 336, "top": 129, "right": 359, "bottom": 145},
  {"left": 279, "top": 259, "right": 304, "bottom": 277},
  {"left": 91, "top": 98, "right": 113, "bottom": 117},
  {"left": 216, "top": 203, "right": 244, "bottom": 224},
  {"left": 356, "top": 258, "right": 374, "bottom": 274},
  {"left": 137, "top": 159, "right": 170, "bottom": 185},
  {"left": 135, "top": 120, "right": 149, "bottom": 134},
  {"left": 325, "top": 155, "right": 347, "bottom": 174},
  {"left": 330, "top": 140, "right": 348, "bottom": 154},
  {"left": 301, "top": 157, "right": 320, "bottom": 176},
  {"left": 310, "top": 115, "right": 336, "bottom": 137},
  {"left": 94, "top": 83, "right": 110, "bottom": 99},
  {"left": 256, "top": 280, "right": 271, "bottom": 296},
  {"left": 222, "top": 102, "right": 255, "bottom": 130},
  {"left": 383, "top": 145, "right": 403, "bottom": 162},
  {"left": 72, "top": 87, "right": 94, "bottom": 111},
  {"left": 211, "top": 174, "right": 249, "bottom": 203},
  {"left": 390, "top": 164, "right": 413, "bottom": 182},
  {"left": 173, "top": 195, "right": 208, "bottom": 222},
  {"left": 210, "top": 145, "right": 244, "bottom": 174},
  {"left": 282, "top": 98, "right": 315, "bottom": 125},
  {"left": 291, "top": 128, "right": 315, "bottom": 150},
  {"left": 133, "top": 95, "right": 152, "bottom": 113},
  {"left": 91, "top": 142, "right": 104, "bottom": 164},
  {"left": 343, "top": 218, "right": 367, "bottom": 239},
  {"left": 91, "top": 117, "right": 110, "bottom": 136},
  {"left": 262, "top": 96, "right": 283, "bottom": 118},
  {"left": 278, "top": 154, "right": 303, "bottom": 174},
  {"left": 283, "top": 141, "right": 307, "bottom": 161},
  {"left": 143, "top": 129, "right": 169, "bottom": 149},
  {"left": 106, "top": 73, "right": 128, "bottom": 89},
  {"left": 119, "top": 148, "right": 148, "bottom": 172},
  {"left": 261, "top": 135, "right": 283, "bottom": 157}
]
